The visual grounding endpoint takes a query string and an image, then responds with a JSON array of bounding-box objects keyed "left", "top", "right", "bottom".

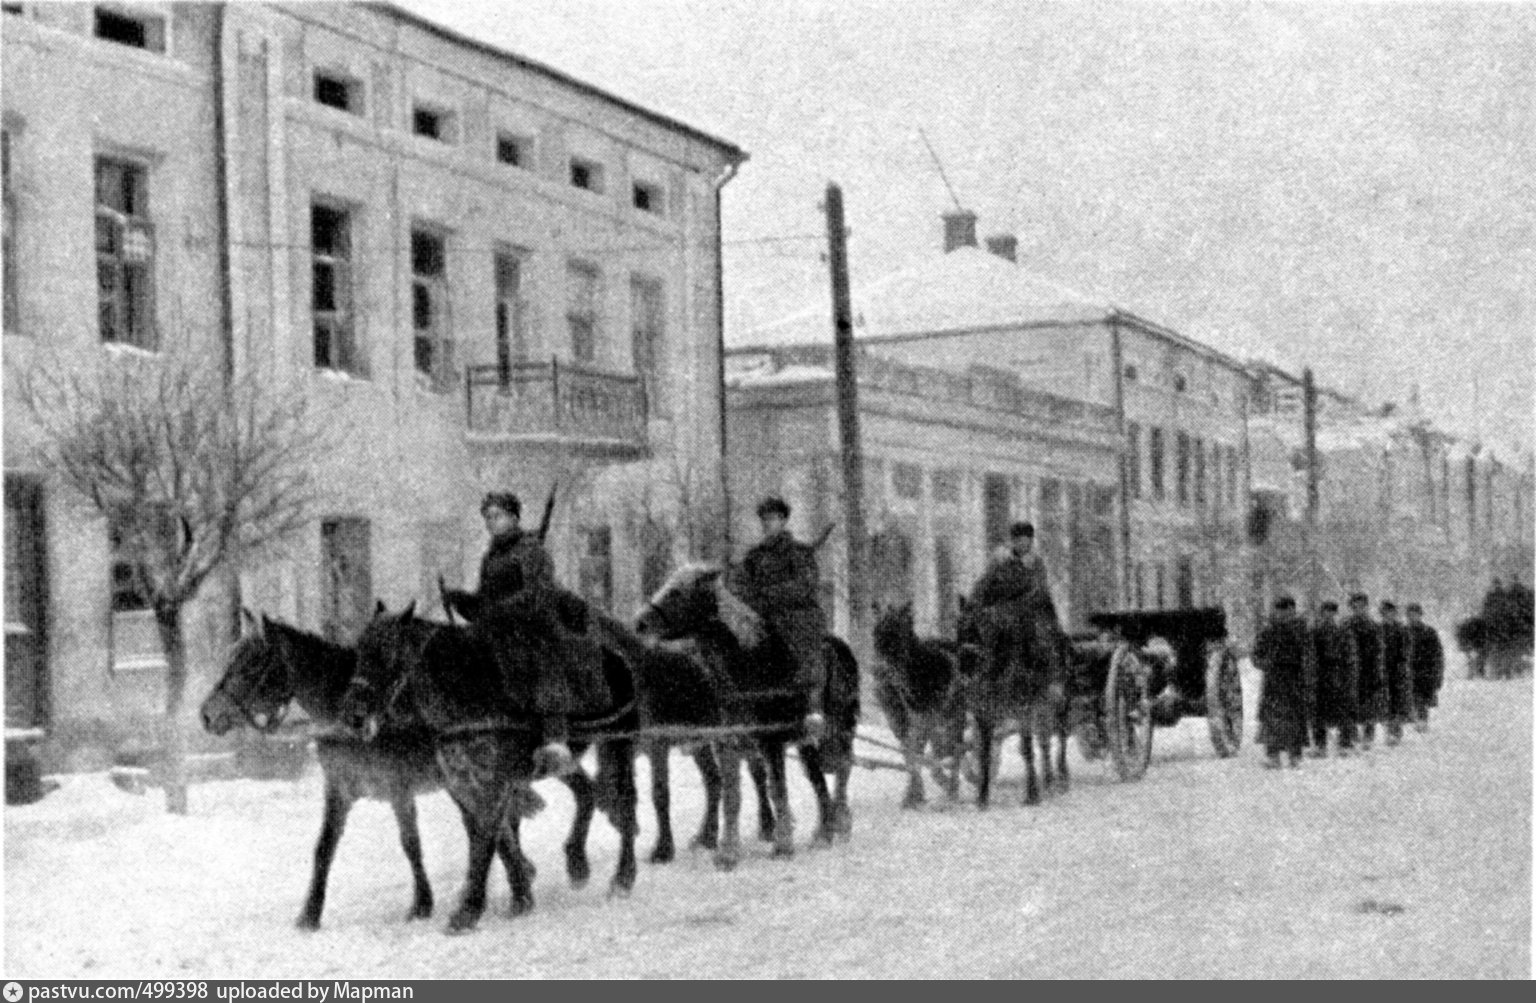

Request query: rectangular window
[
  {"left": 1194, "top": 436, "right": 1207, "bottom": 506},
  {"left": 411, "top": 227, "right": 454, "bottom": 389},
  {"left": 311, "top": 203, "right": 360, "bottom": 375},
  {"left": 983, "top": 473, "right": 1011, "bottom": 550},
  {"left": 934, "top": 537, "right": 958, "bottom": 635},
  {"left": 1176, "top": 431, "right": 1191, "bottom": 505},
  {"left": 321, "top": 518, "right": 372, "bottom": 645},
  {"left": 1176, "top": 556, "right": 1194, "bottom": 608},
  {"left": 566, "top": 261, "right": 599, "bottom": 363},
  {"left": 931, "top": 468, "right": 962, "bottom": 505},
  {"left": 1155, "top": 564, "right": 1166, "bottom": 609},
  {"left": 632, "top": 181, "right": 662, "bottom": 214},
  {"left": 639, "top": 520, "right": 672, "bottom": 606},
  {"left": 3, "top": 129, "right": 16, "bottom": 332},
  {"left": 578, "top": 525, "right": 613, "bottom": 612},
  {"left": 630, "top": 275, "right": 665, "bottom": 415},
  {"left": 1133, "top": 562, "right": 1145, "bottom": 608},
  {"left": 496, "top": 132, "right": 531, "bottom": 168},
  {"left": 1149, "top": 427, "right": 1165, "bottom": 500},
  {"left": 1126, "top": 422, "right": 1141, "bottom": 499},
  {"left": 893, "top": 462, "right": 923, "bottom": 500},
  {"left": 418, "top": 519, "right": 463, "bottom": 604},
  {"left": 108, "top": 507, "right": 173, "bottom": 671},
  {"left": 569, "top": 157, "right": 604, "bottom": 193},
  {"left": 94, "top": 6, "right": 165, "bottom": 52},
  {"left": 95, "top": 156, "right": 155, "bottom": 349},
  {"left": 1226, "top": 445, "right": 1239, "bottom": 505},
  {"left": 412, "top": 106, "right": 451, "bottom": 141},
  {"left": 493, "top": 251, "right": 525, "bottom": 383},
  {"left": 1211, "top": 444, "right": 1223, "bottom": 512},
  {"left": 313, "top": 71, "right": 362, "bottom": 115}
]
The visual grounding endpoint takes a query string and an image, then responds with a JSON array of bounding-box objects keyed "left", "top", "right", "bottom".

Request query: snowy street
[{"left": 4, "top": 662, "right": 1529, "bottom": 979}]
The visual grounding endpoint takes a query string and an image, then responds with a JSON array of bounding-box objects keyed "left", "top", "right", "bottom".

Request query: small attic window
[
  {"left": 94, "top": 6, "right": 166, "bottom": 52},
  {"left": 570, "top": 158, "right": 604, "bottom": 193},
  {"left": 1174, "top": 374, "right": 1188, "bottom": 393},
  {"left": 1123, "top": 364, "right": 1138, "bottom": 381},
  {"left": 632, "top": 181, "right": 662, "bottom": 214},
  {"left": 413, "top": 106, "right": 454, "bottom": 142},
  {"left": 496, "top": 133, "right": 531, "bottom": 168},
  {"left": 314, "top": 71, "right": 362, "bottom": 115}
]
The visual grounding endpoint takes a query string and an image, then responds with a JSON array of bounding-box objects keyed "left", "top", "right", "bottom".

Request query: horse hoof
[
  {"left": 407, "top": 901, "right": 433, "bottom": 921},
  {"left": 295, "top": 914, "right": 321, "bottom": 932},
  {"left": 565, "top": 849, "right": 591, "bottom": 888},
  {"left": 690, "top": 833, "right": 718, "bottom": 851},
  {"left": 757, "top": 827, "right": 776, "bottom": 844},
  {"left": 510, "top": 895, "right": 535, "bottom": 918},
  {"left": 832, "top": 806, "right": 854, "bottom": 837},
  {"left": 773, "top": 842, "right": 796, "bottom": 859},
  {"left": 714, "top": 852, "right": 739, "bottom": 872},
  {"left": 901, "top": 794, "right": 925, "bottom": 810},
  {"left": 649, "top": 844, "right": 676, "bottom": 865},
  {"left": 446, "top": 911, "right": 480, "bottom": 934},
  {"left": 607, "top": 880, "right": 633, "bottom": 900},
  {"left": 811, "top": 830, "right": 834, "bottom": 849}
]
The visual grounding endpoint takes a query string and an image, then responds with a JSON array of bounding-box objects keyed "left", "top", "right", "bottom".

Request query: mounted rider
[
  {"left": 965, "top": 521, "right": 1067, "bottom": 690},
  {"left": 734, "top": 496, "right": 829, "bottom": 741},
  {"left": 443, "top": 491, "right": 593, "bottom": 778}
]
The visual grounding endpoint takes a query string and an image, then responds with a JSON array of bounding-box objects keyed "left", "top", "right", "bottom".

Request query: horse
[
  {"left": 581, "top": 611, "right": 780, "bottom": 860},
  {"left": 872, "top": 603, "right": 967, "bottom": 808},
  {"left": 955, "top": 595, "right": 1070, "bottom": 809},
  {"left": 635, "top": 563, "right": 859, "bottom": 869},
  {"left": 197, "top": 611, "right": 536, "bottom": 930},
  {"left": 339, "top": 599, "right": 639, "bottom": 932}
]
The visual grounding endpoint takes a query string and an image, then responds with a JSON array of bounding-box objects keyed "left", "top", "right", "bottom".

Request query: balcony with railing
[{"left": 464, "top": 358, "right": 648, "bottom": 456}]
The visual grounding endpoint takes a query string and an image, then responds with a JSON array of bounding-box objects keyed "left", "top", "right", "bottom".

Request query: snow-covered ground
[{"left": 4, "top": 659, "right": 1530, "bottom": 979}]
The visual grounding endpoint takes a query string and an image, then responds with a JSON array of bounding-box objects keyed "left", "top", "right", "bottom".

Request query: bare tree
[{"left": 18, "top": 351, "right": 335, "bottom": 813}]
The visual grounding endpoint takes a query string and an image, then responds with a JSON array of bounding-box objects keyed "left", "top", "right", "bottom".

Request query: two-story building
[{"left": 2, "top": 2, "right": 743, "bottom": 768}]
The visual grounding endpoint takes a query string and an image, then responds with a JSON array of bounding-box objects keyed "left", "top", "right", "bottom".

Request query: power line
[{"left": 918, "top": 128, "right": 965, "bottom": 212}]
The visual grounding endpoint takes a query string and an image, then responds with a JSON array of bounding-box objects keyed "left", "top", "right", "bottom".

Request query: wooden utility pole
[
  {"left": 1108, "top": 316, "right": 1134, "bottom": 607},
  {"left": 825, "top": 183, "right": 869, "bottom": 642},
  {"left": 1303, "top": 367, "right": 1320, "bottom": 612}
]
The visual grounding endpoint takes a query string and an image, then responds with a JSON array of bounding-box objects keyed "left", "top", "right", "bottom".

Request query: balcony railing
[{"left": 465, "top": 359, "right": 647, "bottom": 452}]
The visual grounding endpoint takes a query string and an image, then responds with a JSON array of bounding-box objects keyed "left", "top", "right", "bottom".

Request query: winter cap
[
  {"left": 480, "top": 492, "right": 521, "bottom": 518},
  {"left": 756, "top": 495, "right": 791, "bottom": 519}
]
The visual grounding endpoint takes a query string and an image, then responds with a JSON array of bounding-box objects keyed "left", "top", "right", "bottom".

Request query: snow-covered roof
[
  {"left": 726, "top": 362, "right": 833, "bottom": 388},
  {"left": 729, "top": 246, "right": 1116, "bottom": 350}
]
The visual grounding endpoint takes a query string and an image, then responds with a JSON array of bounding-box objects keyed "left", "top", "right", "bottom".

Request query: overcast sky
[{"left": 394, "top": 0, "right": 1534, "bottom": 453}]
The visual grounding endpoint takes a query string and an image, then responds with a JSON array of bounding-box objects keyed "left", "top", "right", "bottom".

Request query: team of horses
[{"left": 199, "top": 567, "right": 1064, "bottom": 933}]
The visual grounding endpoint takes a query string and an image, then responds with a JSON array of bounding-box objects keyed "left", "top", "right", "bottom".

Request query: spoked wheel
[
  {"left": 1204, "top": 643, "right": 1244, "bottom": 757},
  {"left": 1104, "top": 644, "right": 1153, "bottom": 782}
]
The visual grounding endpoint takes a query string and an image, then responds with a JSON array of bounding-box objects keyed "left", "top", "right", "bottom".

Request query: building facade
[
  {"left": 731, "top": 210, "right": 1257, "bottom": 642},
  {"left": 2, "top": 2, "right": 743, "bottom": 768}
]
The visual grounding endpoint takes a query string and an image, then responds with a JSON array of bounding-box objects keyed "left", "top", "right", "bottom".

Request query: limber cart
[{"left": 1066, "top": 606, "right": 1245, "bottom": 781}]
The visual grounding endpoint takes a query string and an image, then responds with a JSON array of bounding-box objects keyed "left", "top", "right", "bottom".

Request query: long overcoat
[
  {"left": 1344, "top": 613, "right": 1386, "bottom": 723},
  {"left": 1313, "top": 619, "right": 1360, "bottom": 727},
  {"left": 1406, "top": 622, "right": 1445, "bottom": 708},
  {"left": 1255, "top": 616, "right": 1313, "bottom": 752},
  {"left": 735, "top": 530, "right": 826, "bottom": 688},
  {"left": 1381, "top": 619, "right": 1413, "bottom": 720}
]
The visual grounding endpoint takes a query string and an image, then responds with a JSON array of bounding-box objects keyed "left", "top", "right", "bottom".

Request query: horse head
[
  {"left": 872, "top": 602, "right": 917, "bottom": 664},
  {"left": 637, "top": 562, "right": 726, "bottom": 641},
  {"left": 341, "top": 600, "right": 425, "bottom": 740},
  {"left": 200, "top": 608, "right": 295, "bottom": 736}
]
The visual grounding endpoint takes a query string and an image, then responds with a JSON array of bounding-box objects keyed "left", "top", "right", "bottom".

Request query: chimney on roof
[
  {"left": 984, "top": 233, "right": 1018, "bottom": 263},
  {"left": 942, "top": 209, "right": 978, "bottom": 253}
]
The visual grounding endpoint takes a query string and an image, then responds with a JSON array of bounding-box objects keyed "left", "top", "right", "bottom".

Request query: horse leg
[
  {"left": 600, "top": 739, "right": 639, "bottom": 899},
  {"left": 1021, "top": 715, "right": 1041, "bottom": 806},
  {"left": 648, "top": 739, "right": 675, "bottom": 864},
  {"left": 748, "top": 751, "right": 776, "bottom": 842},
  {"left": 494, "top": 813, "right": 536, "bottom": 917},
  {"left": 388, "top": 790, "right": 433, "bottom": 921},
  {"left": 1054, "top": 711, "right": 1071, "bottom": 794},
  {"left": 767, "top": 742, "right": 797, "bottom": 858},
  {"left": 714, "top": 745, "right": 744, "bottom": 871},
  {"left": 559, "top": 763, "right": 595, "bottom": 889},
  {"left": 900, "top": 721, "right": 927, "bottom": 809},
  {"left": 690, "top": 744, "right": 722, "bottom": 850},
  {"left": 791, "top": 738, "right": 833, "bottom": 846},
  {"left": 831, "top": 759, "right": 853, "bottom": 839},
  {"left": 446, "top": 803, "right": 500, "bottom": 933},
  {"left": 296, "top": 778, "right": 350, "bottom": 930},
  {"left": 974, "top": 716, "right": 995, "bottom": 810}
]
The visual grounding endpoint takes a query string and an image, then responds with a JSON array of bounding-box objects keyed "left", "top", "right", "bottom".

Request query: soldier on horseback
[
  {"left": 968, "top": 521, "right": 1064, "bottom": 644},
  {"left": 443, "top": 491, "right": 587, "bottom": 777},
  {"left": 734, "top": 496, "right": 828, "bottom": 741}
]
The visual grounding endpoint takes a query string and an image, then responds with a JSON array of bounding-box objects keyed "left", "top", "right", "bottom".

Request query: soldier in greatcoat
[
  {"left": 1309, "top": 600, "right": 1360, "bottom": 756},
  {"left": 1254, "top": 595, "right": 1313, "bottom": 768},
  {"left": 1379, "top": 600, "right": 1412, "bottom": 745},
  {"left": 443, "top": 492, "right": 593, "bottom": 777},
  {"left": 1343, "top": 592, "right": 1386, "bottom": 750},
  {"left": 1405, "top": 603, "right": 1445, "bottom": 732},
  {"left": 735, "top": 496, "right": 829, "bottom": 738}
]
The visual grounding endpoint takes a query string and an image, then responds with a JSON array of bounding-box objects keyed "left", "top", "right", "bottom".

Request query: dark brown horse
[
  {"left": 198, "top": 612, "right": 536, "bottom": 930},
  {"left": 636, "top": 563, "right": 859, "bottom": 869},
  {"left": 872, "top": 602, "right": 967, "bottom": 807},
  {"left": 339, "top": 601, "right": 639, "bottom": 932},
  {"left": 955, "top": 595, "right": 1070, "bottom": 808}
]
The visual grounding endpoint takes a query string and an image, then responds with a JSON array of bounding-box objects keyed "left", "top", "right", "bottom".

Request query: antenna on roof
[{"left": 918, "top": 128, "right": 965, "bottom": 212}]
